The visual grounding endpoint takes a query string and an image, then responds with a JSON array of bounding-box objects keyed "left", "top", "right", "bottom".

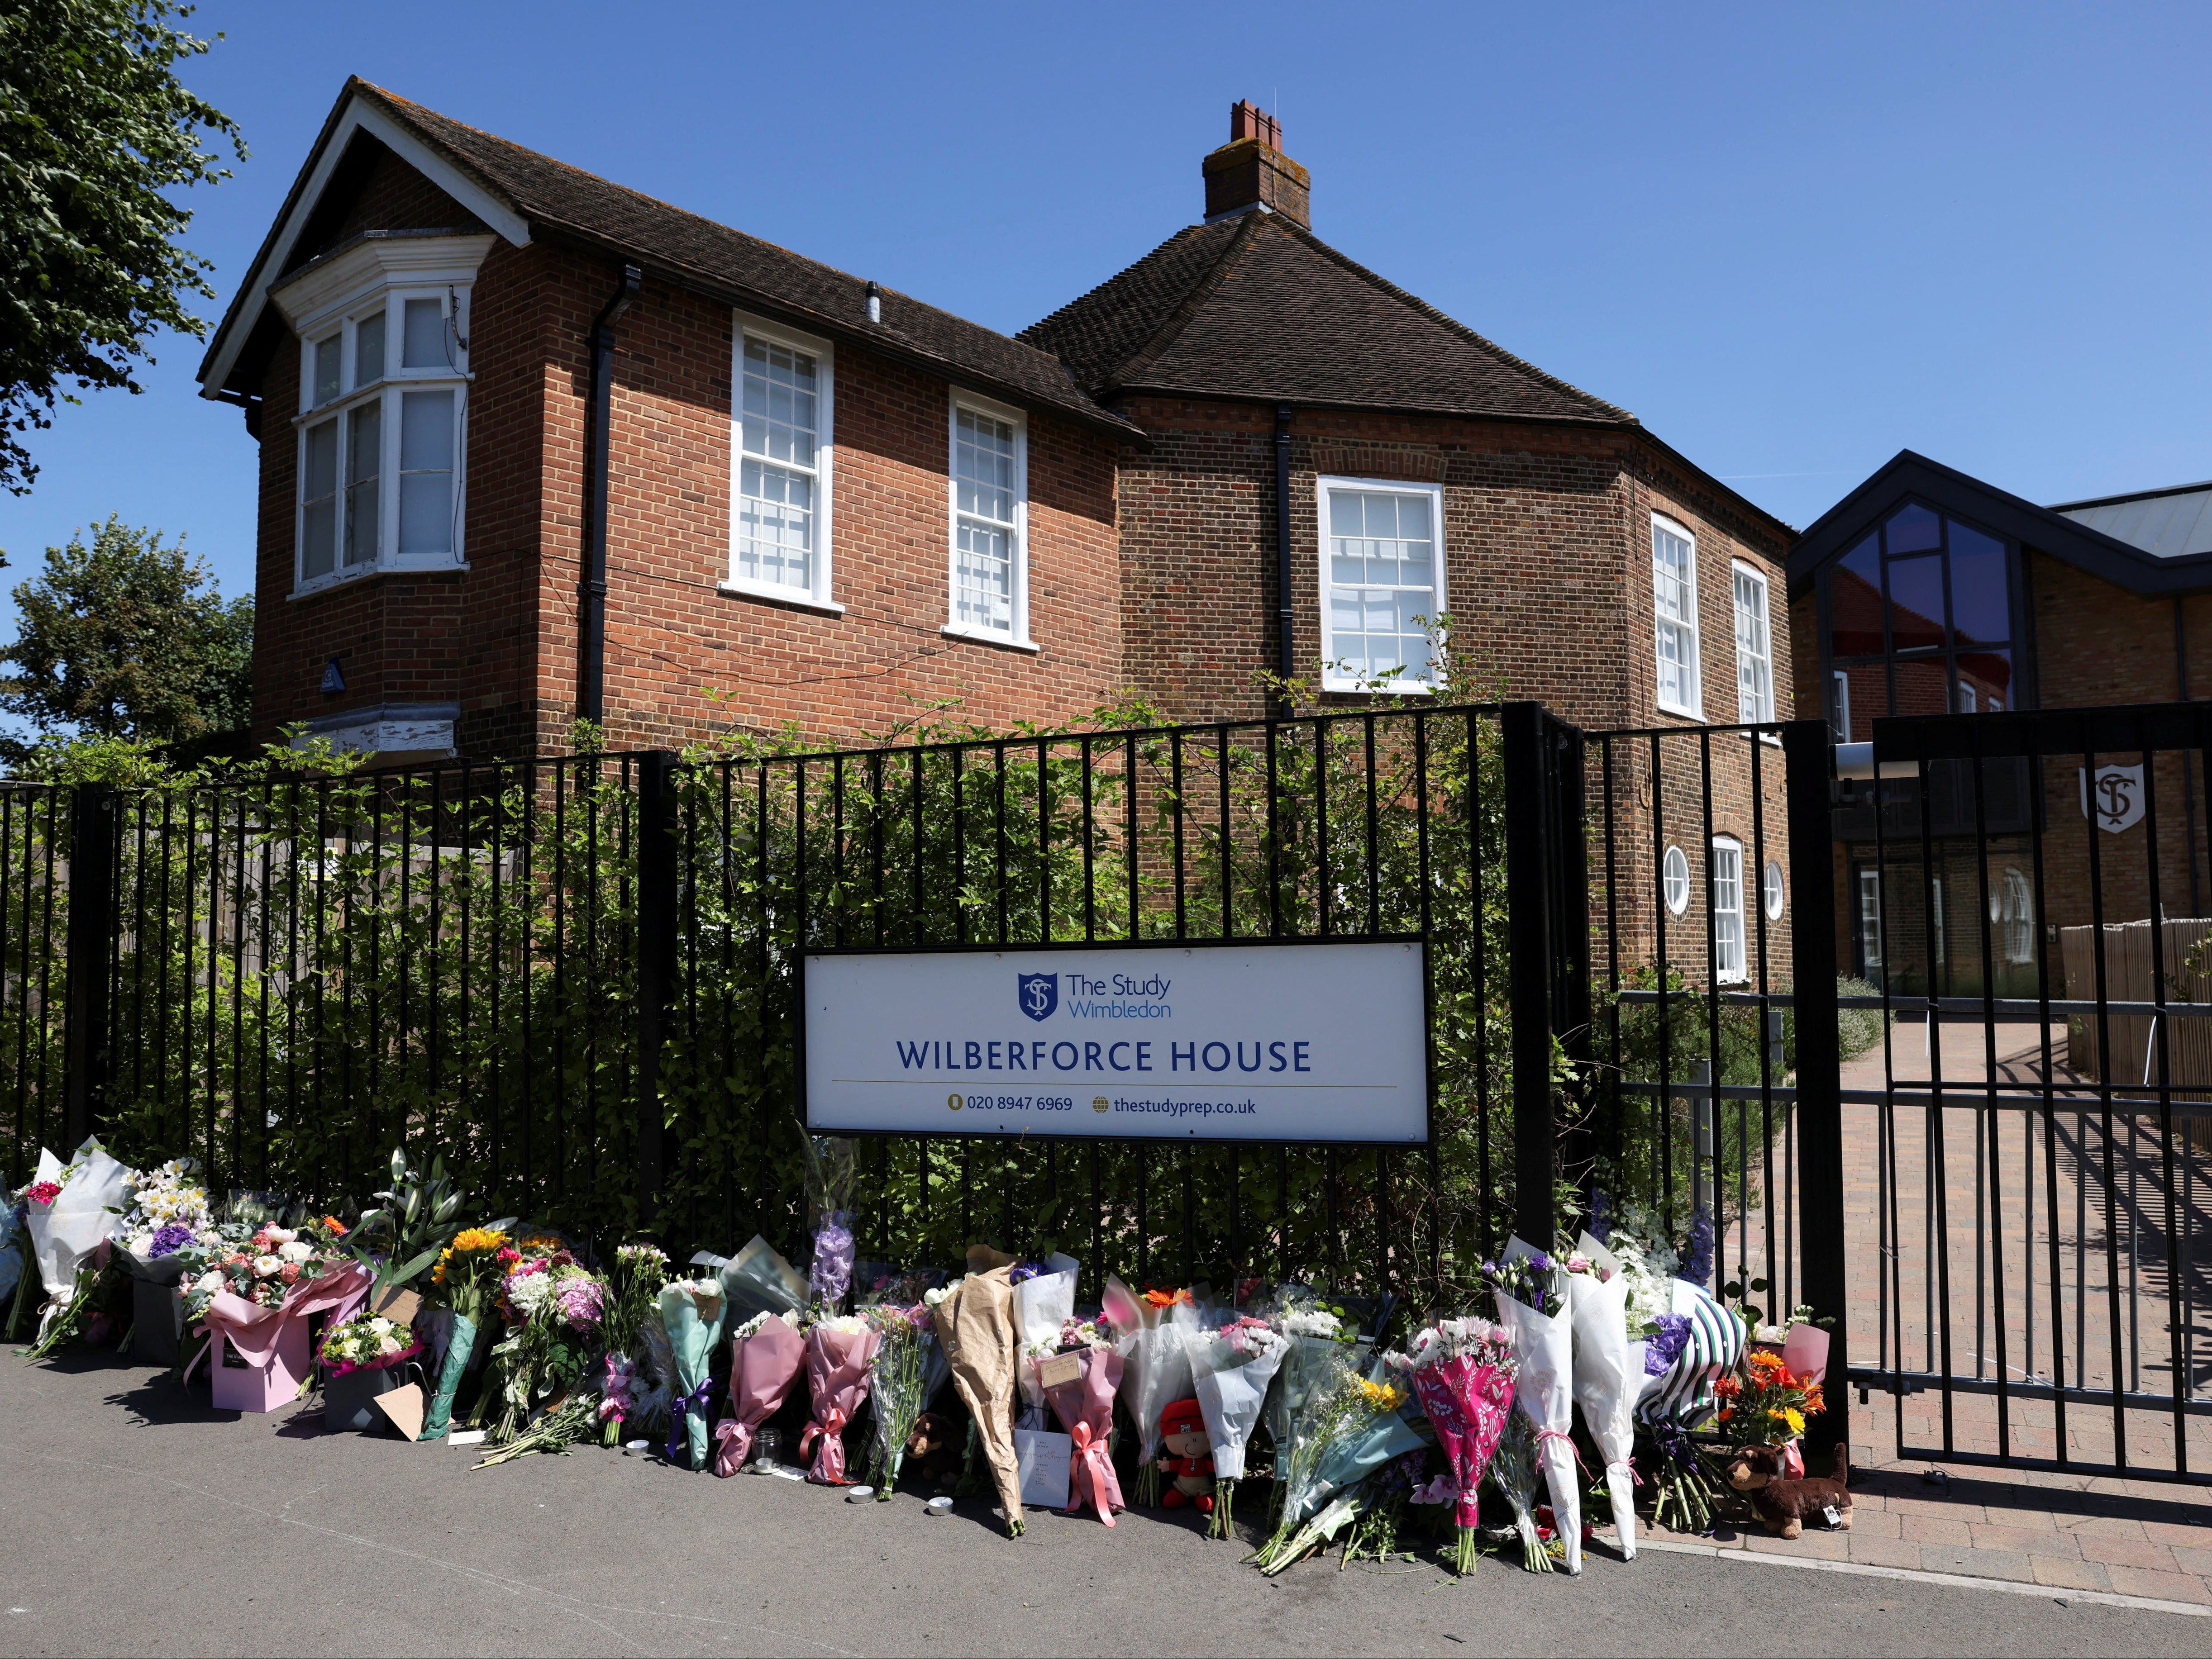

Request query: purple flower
[
  {"left": 1645, "top": 1312, "right": 1692, "bottom": 1375},
  {"left": 1682, "top": 1205, "right": 1715, "bottom": 1287},
  {"left": 556, "top": 1274, "right": 605, "bottom": 1331},
  {"left": 1008, "top": 1260, "right": 1046, "bottom": 1285},
  {"left": 1588, "top": 1188, "right": 1611, "bottom": 1245},
  {"left": 147, "top": 1223, "right": 195, "bottom": 1259},
  {"left": 809, "top": 1212, "right": 855, "bottom": 1309}
]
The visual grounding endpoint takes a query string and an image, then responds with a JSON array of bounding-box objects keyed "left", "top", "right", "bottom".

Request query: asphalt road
[{"left": 3, "top": 1352, "right": 2208, "bottom": 1659}]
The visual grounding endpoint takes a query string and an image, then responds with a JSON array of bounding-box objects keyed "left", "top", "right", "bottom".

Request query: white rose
[
  {"left": 253, "top": 1255, "right": 283, "bottom": 1277},
  {"left": 277, "top": 1241, "right": 313, "bottom": 1263},
  {"left": 194, "top": 1271, "right": 223, "bottom": 1294},
  {"left": 1754, "top": 1323, "right": 1788, "bottom": 1344},
  {"left": 265, "top": 1227, "right": 297, "bottom": 1245}
]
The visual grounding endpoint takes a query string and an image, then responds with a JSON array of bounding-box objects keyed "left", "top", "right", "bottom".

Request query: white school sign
[{"left": 801, "top": 941, "right": 1429, "bottom": 1144}]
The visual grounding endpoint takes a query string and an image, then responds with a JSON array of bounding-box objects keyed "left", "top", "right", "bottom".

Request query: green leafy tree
[
  {"left": 0, "top": 0, "right": 244, "bottom": 492},
  {"left": 0, "top": 514, "right": 251, "bottom": 756}
]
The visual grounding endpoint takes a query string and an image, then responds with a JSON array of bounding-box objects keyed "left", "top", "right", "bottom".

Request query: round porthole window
[
  {"left": 1763, "top": 860, "right": 1785, "bottom": 921},
  {"left": 1662, "top": 845, "right": 1691, "bottom": 915}
]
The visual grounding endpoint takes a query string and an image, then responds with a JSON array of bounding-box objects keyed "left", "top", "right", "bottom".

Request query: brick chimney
[{"left": 1203, "top": 100, "right": 1310, "bottom": 228}]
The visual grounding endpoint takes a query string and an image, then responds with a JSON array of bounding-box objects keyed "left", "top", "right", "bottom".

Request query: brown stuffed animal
[
  {"left": 1726, "top": 1441, "right": 1853, "bottom": 1539},
  {"left": 906, "top": 1411, "right": 964, "bottom": 1490}
]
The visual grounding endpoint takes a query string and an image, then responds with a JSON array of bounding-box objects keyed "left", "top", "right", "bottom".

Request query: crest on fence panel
[
  {"left": 1017, "top": 972, "right": 1058, "bottom": 1021},
  {"left": 2078, "top": 764, "right": 2146, "bottom": 834}
]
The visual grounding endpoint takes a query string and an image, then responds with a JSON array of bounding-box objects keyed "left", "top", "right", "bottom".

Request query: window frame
[
  {"left": 721, "top": 310, "right": 842, "bottom": 615},
  {"left": 1314, "top": 474, "right": 1448, "bottom": 696},
  {"left": 941, "top": 388, "right": 1034, "bottom": 651},
  {"left": 1710, "top": 835, "right": 1747, "bottom": 984},
  {"left": 1731, "top": 558, "right": 1776, "bottom": 726},
  {"left": 1831, "top": 669, "right": 1852, "bottom": 742},
  {"left": 291, "top": 284, "right": 472, "bottom": 595},
  {"left": 1652, "top": 513, "right": 1703, "bottom": 720},
  {"left": 1662, "top": 844, "right": 1691, "bottom": 915}
]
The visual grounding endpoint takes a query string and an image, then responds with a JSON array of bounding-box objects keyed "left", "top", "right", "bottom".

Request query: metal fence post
[
  {"left": 1783, "top": 718, "right": 1849, "bottom": 1464},
  {"left": 61, "top": 782, "right": 118, "bottom": 1149},
  {"left": 635, "top": 751, "right": 680, "bottom": 1227},
  {"left": 1504, "top": 702, "right": 1561, "bottom": 1248}
]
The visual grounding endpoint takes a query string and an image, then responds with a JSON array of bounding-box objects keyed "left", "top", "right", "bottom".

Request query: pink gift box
[{"left": 211, "top": 1316, "right": 311, "bottom": 1413}]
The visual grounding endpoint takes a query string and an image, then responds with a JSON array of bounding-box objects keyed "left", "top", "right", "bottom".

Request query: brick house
[
  {"left": 1789, "top": 449, "right": 2212, "bottom": 991},
  {"left": 196, "top": 84, "right": 1796, "bottom": 982}
]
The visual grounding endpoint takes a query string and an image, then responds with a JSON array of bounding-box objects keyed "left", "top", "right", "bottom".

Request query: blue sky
[{"left": 2, "top": 0, "right": 2207, "bottom": 619}]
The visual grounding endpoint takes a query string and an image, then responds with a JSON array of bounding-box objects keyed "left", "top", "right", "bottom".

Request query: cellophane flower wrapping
[
  {"left": 23, "top": 1140, "right": 131, "bottom": 1341},
  {"left": 657, "top": 1278, "right": 727, "bottom": 1470},
  {"left": 1178, "top": 1301, "right": 1289, "bottom": 1538},
  {"left": 114, "top": 1159, "right": 216, "bottom": 1285},
  {"left": 712, "top": 1310, "right": 804, "bottom": 1475},
  {"left": 1104, "top": 1276, "right": 1192, "bottom": 1505},
  {"left": 1388, "top": 1315, "right": 1518, "bottom": 1576},
  {"left": 1043, "top": 1342, "right": 1125, "bottom": 1523},
  {"left": 1265, "top": 1297, "right": 1357, "bottom": 1508},
  {"left": 801, "top": 1315, "right": 882, "bottom": 1484},
  {"left": 1011, "top": 1253, "right": 1078, "bottom": 1427},
  {"left": 1253, "top": 1351, "right": 1425, "bottom": 1573},
  {"left": 801, "top": 1137, "right": 858, "bottom": 1312},
  {"left": 1568, "top": 1231, "right": 1654, "bottom": 1557},
  {"left": 933, "top": 1264, "right": 1024, "bottom": 1532},
  {"left": 1492, "top": 1236, "right": 1581, "bottom": 1574},
  {"left": 862, "top": 1304, "right": 933, "bottom": 1495},
  {"left": 714, "top": 1235, "right": 810, "bottom": 1323},
  {"left": 1491, "top": 1404, "right": 1554, "bottom": 1572}
]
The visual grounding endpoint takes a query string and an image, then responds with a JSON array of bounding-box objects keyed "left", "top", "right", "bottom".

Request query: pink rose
[{"left": 278, "top": 1260, "right": 302, "bottom": 1284}]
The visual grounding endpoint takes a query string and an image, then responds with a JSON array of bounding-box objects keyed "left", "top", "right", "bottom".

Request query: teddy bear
[
  {"left": 1156, "top": 1397, "right": 1215, "bottom": 1512},
  {"left": 1726, "top": 1440, "right": 1853, "bottom": 1539},
  {"left": 904, "top": 1410, "right": 964, "bottom": 1491}
]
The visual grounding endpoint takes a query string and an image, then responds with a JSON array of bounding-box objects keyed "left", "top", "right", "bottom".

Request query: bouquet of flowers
[
  {"left": 1564, "top": 1234, "right": 1652, "bottom": 1558},
  {"left": 1043, "top": 1325, "right": 1124, "bottom": 1525},
  {"left": 658, "top": 1276, "right": 728, "bottom": 1470},
  {"left": 801, "top": 1137, "right": 858, "bottom": 1314},
  {"left": 800, "top": 1311, "right": 881, "bottom": 1485},
  {"left": 932, "top": 1264, "right": 1025, "bottom": 1534},
  {"left": 1715, "top": 1346, "right": 1825, "bottom": 1457},
  {"left": 705, "top": 1307, "right": 800, "bottom": 1474},
  {"left": 599, "top": 1241, "right": 670, "bottom": 1432},
  {"left": 482, "top": 1253, "right": 606, "bottom": 1446},
  {"left": 114, "top": 1159, "right": 217, "bottom": 1281},
  {"left": 1177, "top": 1302, "right": 1290, "bottom": 1540},
  {"left": 1012, "top": 1252, "right": 1079, "bottom": 1428},
  {"left": 1637, "top": 1273, "right": 1746, "bottom": 1532},
  {"left": 861, "top": 1302, "right": 934, "bottom": 1497},
  {"left": 14, "top": 1139, "right": 133, "bottom": 1356},
  {"left": 1263, "top": 1295, "right": 1361, "bottom": 1527},
  {"left": 1381, "top": 1315, "right": 1519, "bottom": 1575},
  {"left": 1341, "top": 1446, "right": 1430, "bottom": 1565},
  {"left": 596, "top": 1351, "right": 668, "bottom": 1448},
  {"left": 1250, "top": 1358, "right": 1422, "bottom": 1574},
  {"left": 184, "top": 1217, "right": 368, "bottom": 1391},
  {"left": 1490, "top": 1402, "right": 1554, "bottom": 1572},
  {"left": 319, "top": 1311, "right": 422, "bottom": 1380},
  {"left": 1487, "top": 1241, "right": 1582, "bottom": 1574},
  {"left": 1103, "top": 1277, "right": 1193, "bottom": 1506},
  {"left": 417, "top": 1226, "right": 509, "bottom": 1439},
  {"left": 716, "top": 1236, "right": 810, "bottom": 1322}
]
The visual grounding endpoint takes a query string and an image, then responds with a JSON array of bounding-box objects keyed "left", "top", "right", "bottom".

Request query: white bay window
[
  {"left": 275, "top": 234, "right": 489, "bottom": 594},
  {"left": 725, "top": 315, "right": 839, "bottom": 612},
  {"left": 945, "top": 395, "right": 1030, "bottom": 647},
  {"left": 1654, "top": 514, "right": 1701, "bottom": 718},
  {"left": 1316, "top": 475, "right": 1444, "bottom": 692}
]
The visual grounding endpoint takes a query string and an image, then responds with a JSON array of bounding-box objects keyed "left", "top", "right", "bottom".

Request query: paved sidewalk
[{"left": 1645, "top": 1433, "right": 2212, "bottom": 1607}]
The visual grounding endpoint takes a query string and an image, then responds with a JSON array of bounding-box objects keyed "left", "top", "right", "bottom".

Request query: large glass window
[
  {"left": 734, "top": 335, "right": 822, "bottom": 594},
  {"left": 1654, "top": 515, "right": 1701, "bottom": 717},
  {"left": 1822, "top": 503, "right": 2016, "bottom": 738},
  {"left": 1732, "top": 562, "right": 1773, "bottom": 724},
  {"left": 948, "top": 401, "right": 1026, "bottom": 642},
  {"left": 1319, "top": 478, "right": 1444, "bottom": 692},
  {"left": 293, "top": 288, "right": 466, "bottom": 589}
]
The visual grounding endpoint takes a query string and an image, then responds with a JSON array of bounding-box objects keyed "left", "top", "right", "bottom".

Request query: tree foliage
[
  {"left": 0, "top": 513, "right": 251, "bottom": 756},
  {"left": 0, "top": 0, "right": 244, "bottom": 492}
]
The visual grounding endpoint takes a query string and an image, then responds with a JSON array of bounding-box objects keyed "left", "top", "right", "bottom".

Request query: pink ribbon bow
[
  {"left": 1065, "top": 1419, "right": 1123, "bottom": 1527},
  {"left": 800, "top": 1405, "right": 852, "bottom": 1483}
]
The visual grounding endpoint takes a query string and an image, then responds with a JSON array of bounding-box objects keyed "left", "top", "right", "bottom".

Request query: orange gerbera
[
  {"left": 321, "top": 1215, "right": 348, "bottom": 1236},
  {"left": 1747, "top": 1349, "right": 1785, "bottom": 1380},
  {"left": 1142, "top": 1287, "right": 1190, "bottom": 1308}
]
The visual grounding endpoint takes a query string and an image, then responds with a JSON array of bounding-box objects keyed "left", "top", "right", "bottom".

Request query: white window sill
[
  {"left": 1655, "top": 698, "right": 1705, "bottom": 722},
  {"left": 290, "top": 561, "right": 469, "bottom": 599},
  {"left": 941, "top": 623, "right": 1038, "bottom": 654},
  {"left": 718, "top": 579, "right": 845, "bottom": 616},
  {"left": 1321, "top": 680, "right": 1435, "bottom": 697}
]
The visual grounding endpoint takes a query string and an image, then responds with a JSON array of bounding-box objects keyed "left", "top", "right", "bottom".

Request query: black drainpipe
[
  {"left": 579, "top": 262, "right": 643, "bottom": 729},
  {"left": 1275, "top": 402, "right": 1295, "bottom": 718}
]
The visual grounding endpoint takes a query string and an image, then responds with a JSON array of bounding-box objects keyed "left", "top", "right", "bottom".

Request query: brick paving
[{"left": 1650, "top": 1016, "right": 2212, "bottom": 1605}]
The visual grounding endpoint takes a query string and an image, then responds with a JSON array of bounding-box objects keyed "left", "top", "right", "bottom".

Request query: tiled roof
[
  {"left": 224, "top": 80, "right": 1138, "bottom": 437},
  {"left": 1020, "top": 210, "right": 1631, "bottom": 425}
]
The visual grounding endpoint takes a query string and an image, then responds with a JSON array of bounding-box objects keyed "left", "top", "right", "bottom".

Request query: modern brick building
[
  {"left": 1789, "top": 449, "right": 2212, "bottom": 991},
  {"left": 196, "top": 83, "right": 1797, "bottom": 982}
]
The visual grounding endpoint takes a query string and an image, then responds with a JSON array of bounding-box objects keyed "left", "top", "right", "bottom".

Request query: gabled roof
[
  {"left": 1018, "top": 211, "right": 1633, "bottom": 425},
  {"left": 1788, "top": 450, "right": 2212, "bottom": 596},
  {"left": 2051, "top": 480, "right": 2212, "bottom": 561},
  {"left": 198, "top": 79, "right": 1140, "bottom": 440}
]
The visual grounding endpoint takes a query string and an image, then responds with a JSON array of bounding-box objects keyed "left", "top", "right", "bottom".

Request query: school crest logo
[
  {"left": 2079, "top": 765, "right": 2146, "bottom": 835},
  {"left": 1017, "top": 972, "right": 1058, "bottom": 1022}
]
